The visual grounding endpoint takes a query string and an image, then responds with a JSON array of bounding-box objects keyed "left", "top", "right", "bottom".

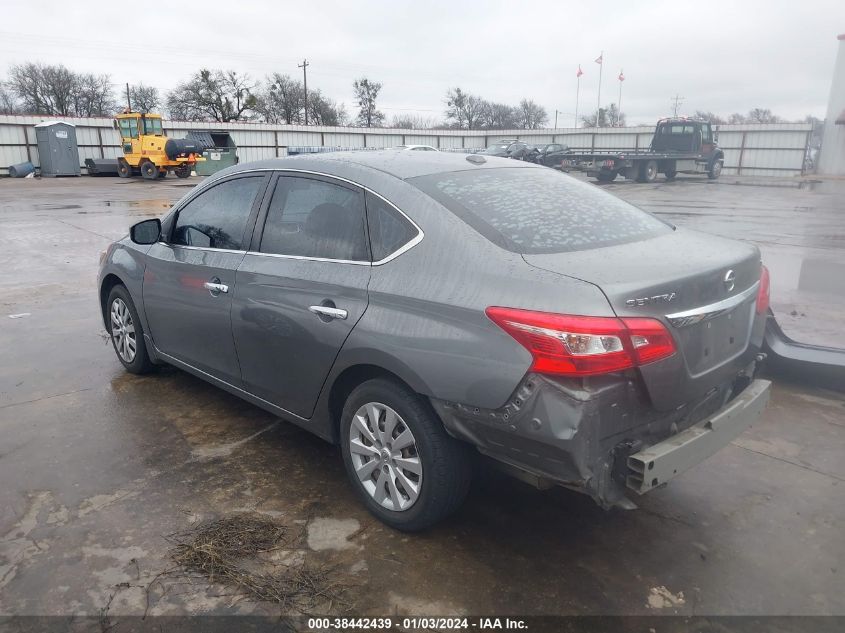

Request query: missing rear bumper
[{"left": 626, "top": 379, "right": 771, "bottom": 494}]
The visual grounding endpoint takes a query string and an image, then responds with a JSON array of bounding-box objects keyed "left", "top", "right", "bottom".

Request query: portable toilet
[
  {"left": 186, "top": 130, "right": 239, "bottom": 176},
  {"left": 34, "top": 121, "right": 81, "bottom": 177}
]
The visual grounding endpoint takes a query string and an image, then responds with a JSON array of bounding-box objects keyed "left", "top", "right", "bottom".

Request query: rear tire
[
  {"left": 175, "top": 165, "right": 191, "bottom": 179},
  {"left": 117, "top": 159, "right": 131, "bottom": 178},
  {"left": 664, "top": 169, "right": 677, "bottom": 181},
  {"left": 637, "top": 160, "right": 658, "bottom": 183},
  {"left": 106, "top": 285, "right": 154, "bottom": 374},
  {"left": 340, "top": 378, "right": 471, "bottom": 531},
  {"left": 140, "top": 160, "right": 158, "bottom": 180},
  {"left": 596, "top": 171, "right": 617, "bottom": 182}
]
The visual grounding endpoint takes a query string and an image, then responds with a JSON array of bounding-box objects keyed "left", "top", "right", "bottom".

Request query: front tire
[
  {"left": 107, "top": 285, "right": 154, "bottom": 374},
  {"left": 340, "top": 378, "right": 471, "bottom": 531},
  {"left": 140, "top": 160, "right": 158, "bottom": 180},
  {"left": 708, "top": 159, "right": 723, "bottom": 179}
]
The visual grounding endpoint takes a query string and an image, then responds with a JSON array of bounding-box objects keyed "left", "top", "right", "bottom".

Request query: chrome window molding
[
  {"left": 245, "top": 251, "right": 371, "bottom": 266},
  {"left": 159, "top": 243, "right": 247, "bottom": 255},
  {"left": 665, "top": 281, "right": 760, "bottom": 328},
  {"left": 181, "top": 167, "right": 425, "bottom": 266}
]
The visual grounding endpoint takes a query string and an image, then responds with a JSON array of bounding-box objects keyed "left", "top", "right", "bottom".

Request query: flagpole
[
  {"left": 618, "top": 71, "right": 623, "bottom": 126},
  {"left": 575, "top": 74, "right": 580, "bottom": 128},
  {"left": 596, "top": 50, "right": 603, "bottom": 126}
]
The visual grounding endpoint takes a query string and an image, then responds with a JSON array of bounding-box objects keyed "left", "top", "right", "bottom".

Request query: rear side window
[
  {"left": 366, "top": 192, "right": 418, "bottom": 261},
  {"left": 260, "top": 176, "right": 369, "bottom": 261},
  {"left": 409, "top": 167, "right": 670, "bottom": 254},
  {"left": 171, "top": 176, "right": 263, "bottom": 250}
]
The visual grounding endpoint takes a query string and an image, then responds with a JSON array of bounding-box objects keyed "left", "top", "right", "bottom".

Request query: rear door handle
[
  {"left": 204, "top": 279, "right": 229, "bottom": 295},
  {"left": 309, "top": 305, "right": 348, "bottom": 320}
]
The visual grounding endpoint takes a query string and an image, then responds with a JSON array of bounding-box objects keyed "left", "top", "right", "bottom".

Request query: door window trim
[{"left": 243, "top": 168, "right": 424, "bottom": 266}]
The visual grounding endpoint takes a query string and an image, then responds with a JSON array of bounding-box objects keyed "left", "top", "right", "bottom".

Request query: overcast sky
[{"left": 1, "top": 0, "right": 843, "bottom": 125}]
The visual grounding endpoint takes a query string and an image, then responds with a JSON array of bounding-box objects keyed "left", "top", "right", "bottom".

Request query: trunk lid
[{"left": 524, "top": 229, "right": 763, "bottom": 410}]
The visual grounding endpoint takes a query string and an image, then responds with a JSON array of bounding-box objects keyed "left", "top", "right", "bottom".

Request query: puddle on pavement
[
  {"left": 34, "top": 203, "right": 82, "bottom": 210},
  {"left": 103, "top": 200, "right": 173, "bottom": 209}
]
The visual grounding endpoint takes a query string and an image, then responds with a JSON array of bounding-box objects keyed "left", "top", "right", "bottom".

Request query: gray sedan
[{"left": 98, "top": 151, "right": 771, "bottom": 531}]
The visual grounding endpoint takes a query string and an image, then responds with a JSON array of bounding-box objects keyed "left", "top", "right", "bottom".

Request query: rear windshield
[{"left": 408, "top": 167, "right": 671, "bottom": 254}]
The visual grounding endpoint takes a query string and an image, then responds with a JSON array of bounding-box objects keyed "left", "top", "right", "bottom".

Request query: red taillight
[
  {"left": 756, "top": 265, "right": 770, "bottom": 315},
  {"left": 485, "top": 307, "right": 676, "bottom": 377}
]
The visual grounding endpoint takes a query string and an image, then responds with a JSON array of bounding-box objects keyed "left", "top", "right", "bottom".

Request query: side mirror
[{"left": 130, "top": 218, "right": 161, "bottom": 245}]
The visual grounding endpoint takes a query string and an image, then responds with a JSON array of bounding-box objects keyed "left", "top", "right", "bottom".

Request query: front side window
[
  {"left": 409, "top": 167, "right": 670, "bottom": 254},
  {"left": 171, "top": 176, "right": 263, "bottom": 250},
  {"left": 260, "top": 176, "right": 368, "bottom": 261},
  {"left": 366, "top": 192, "right": 418, "bottom": 261}
]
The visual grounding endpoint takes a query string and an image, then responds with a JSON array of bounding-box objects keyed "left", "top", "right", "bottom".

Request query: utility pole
[
  {"left": 298, "top": 58, "right": 310, "bottom": 125},
  {"left": 554, "top": 109, "right": 558, "bottom": 128},
  {"left": 671, "top": 93, "right": 684, "bottom": 117},
  {"left": 125, "top": 83, "right": 131, "bottom": 111}
]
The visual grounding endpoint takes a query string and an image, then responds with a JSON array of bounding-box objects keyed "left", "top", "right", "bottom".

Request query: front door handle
[
  {"left": 309, "top": 305, "right": 348, "bottom": 320},
  {"left": 204, "top": 278, "right": 229, "bottom": 296}
]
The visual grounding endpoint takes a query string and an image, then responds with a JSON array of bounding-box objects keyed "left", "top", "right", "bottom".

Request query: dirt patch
[{"left": 165, "top": 514, "right": 351, "bottom": 613}]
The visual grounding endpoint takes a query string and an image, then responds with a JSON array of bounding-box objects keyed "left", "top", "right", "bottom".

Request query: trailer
[{"left": 559, "top": 118, "right": 725, "bottom": 183}]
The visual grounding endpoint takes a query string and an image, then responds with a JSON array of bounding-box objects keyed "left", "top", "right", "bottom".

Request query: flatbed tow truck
[{"left": 559, "top": 117, "right": 725, "bottom": 183}]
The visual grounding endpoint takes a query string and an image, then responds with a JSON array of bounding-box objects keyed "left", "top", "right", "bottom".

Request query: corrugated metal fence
[{"left": 0, "top": 114, "right": 812, "bottom": 177}]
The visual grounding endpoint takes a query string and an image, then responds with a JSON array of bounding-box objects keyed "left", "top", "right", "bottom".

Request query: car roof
[{"left": 209, "top": 150, "right": 539, "bottom": 184}]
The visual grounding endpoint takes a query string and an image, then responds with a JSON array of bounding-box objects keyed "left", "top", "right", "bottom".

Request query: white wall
[
  {"left": 0, "top": 114, "right": 812, "bottom": 177},
  {"left": 818, "top": 34, "right": 845, "bottom": 176}
]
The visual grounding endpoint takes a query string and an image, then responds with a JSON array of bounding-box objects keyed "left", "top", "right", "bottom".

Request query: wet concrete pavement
[{"left": 0, "top": 175, "right": 843, "bottom": 617}]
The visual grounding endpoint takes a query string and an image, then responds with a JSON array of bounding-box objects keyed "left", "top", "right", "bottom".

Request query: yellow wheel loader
[{"left": 114, "top": 112, "right": 204, "bottom": 180}]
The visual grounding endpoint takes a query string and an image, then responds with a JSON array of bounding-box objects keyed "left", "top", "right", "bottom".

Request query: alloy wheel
[
  {"left": 110, "top": 298, "right": 137, "bottom": 363},
  {"left": 349, "top": 402, "right": 422, "bottom": 511}
]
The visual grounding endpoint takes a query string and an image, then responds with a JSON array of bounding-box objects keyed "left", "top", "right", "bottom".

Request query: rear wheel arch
[{"left": 327, "top": 364, "right": 433, "bottom": 444}]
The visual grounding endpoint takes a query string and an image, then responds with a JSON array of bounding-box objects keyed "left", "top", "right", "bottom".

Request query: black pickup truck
[{"left": 559, "top": 118, "right": 725, "bottom": 183}]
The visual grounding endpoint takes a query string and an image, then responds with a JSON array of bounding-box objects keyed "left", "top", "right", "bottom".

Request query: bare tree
[
  {"left": 7, "top": 63, "right": 116, "bottom": 116},
  {"left": 73, "top": 73, "right": 118, "bottom": 117},
  {"left": 9, "top": 63, "right": 76, "bottom": 115},
  {"left": 388, "top": 113, "right": 437, "bottom": 129},
  {"left": 581, "top": 103, "right": 624, "bottom": 128},
  {"left": 694, "top": 110, "right": 725, "bottom": 124},
  {"left": 255, "top": 74, "right": 347, "bottom": 125},
  {"left": 255, "top": 73, "right": 304, "bottom": 124},
  {"left": 0, "top": 81, "right": 18, "bottom": 114},
  {"left": 308, "top": 89, "right": 347, "bottom": 126},
  {"left": 128, "top": 84, "right": 160, "bottom": 113},
  {"left": 746, "top": 108, "right": 781, "bottom": 123},
  {"left": 352, "top": 77, "right": 384, "bottom": 127},
  {"left": 167, "top": 69, "right": 256, "bottom": 122},
  {"left": 444, "top": 88, "right": 485, "bottom": 130},
  {"left": 479, "top": 102, "right": 517, "bottom": 129},
  {"left": 727, "top": 112, "right": 747, "bottom": 124},
  {"left": 516, "top": 99, "right": 548, "bottom": 129}
]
